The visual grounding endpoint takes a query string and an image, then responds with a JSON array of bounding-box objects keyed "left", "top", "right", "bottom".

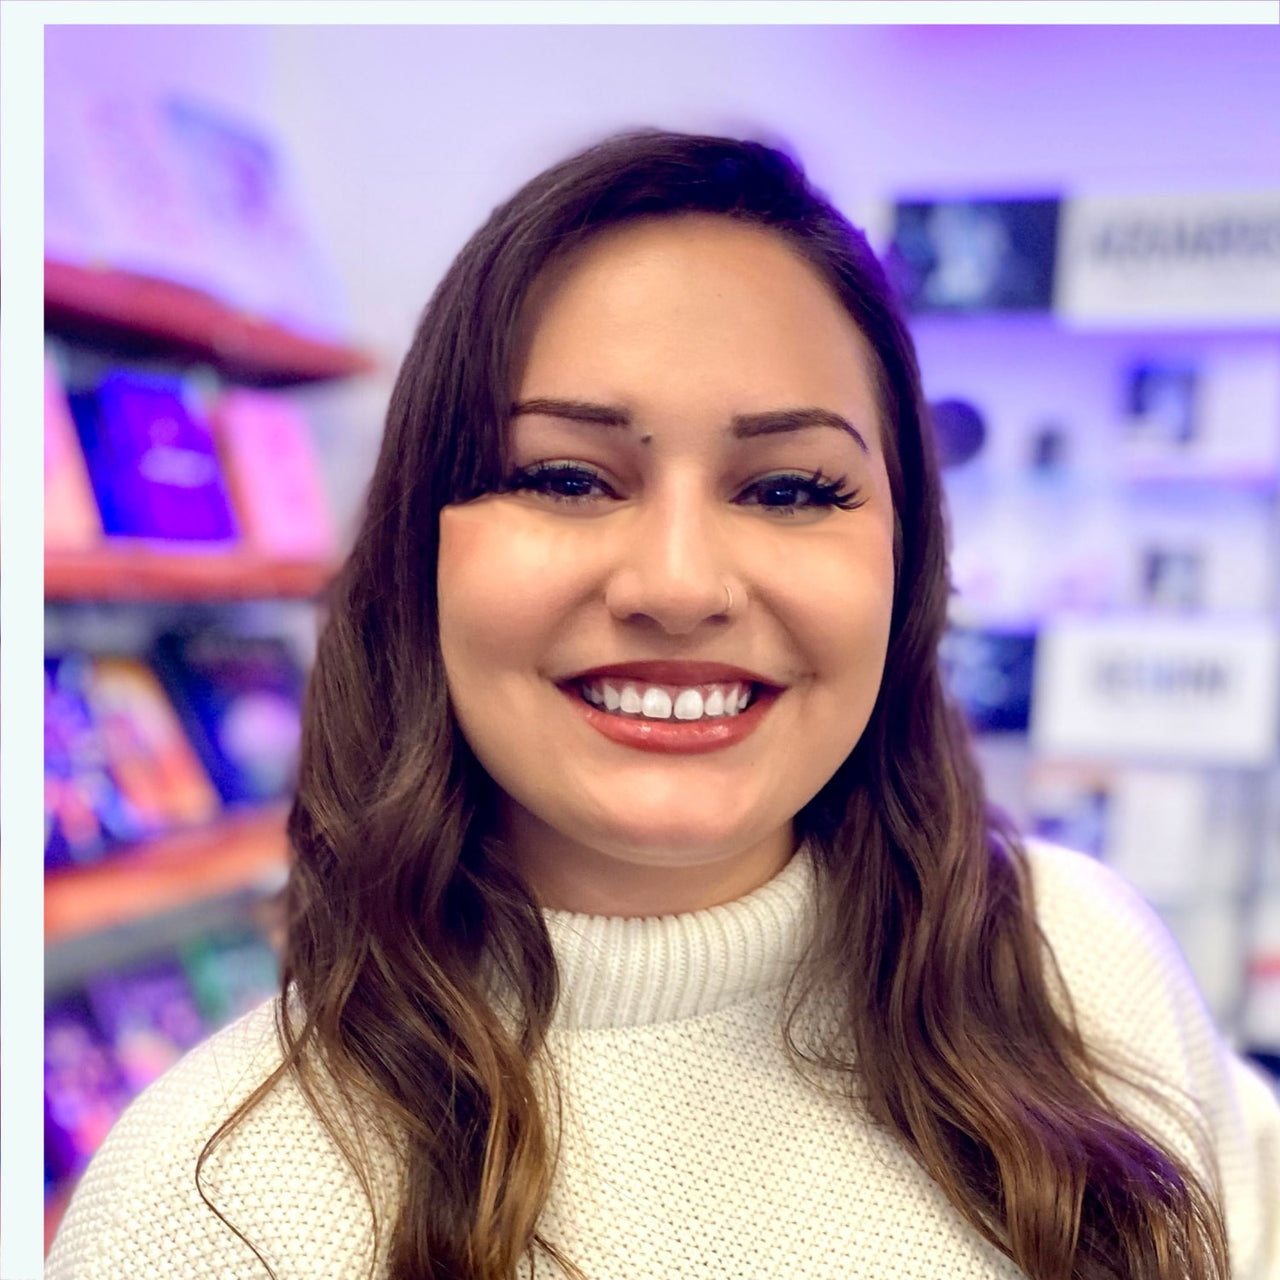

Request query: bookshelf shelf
[
  {"left": 45, "top": 804, "right": 292, "bottom": 945},
  {"left": 46, "top": 258, "right": 377, "bottom": 386},
  {"left": 45, "top": 545, "right": 336, "bottom": 601}
]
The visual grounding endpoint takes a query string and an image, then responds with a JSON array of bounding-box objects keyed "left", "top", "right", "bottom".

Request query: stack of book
[
  {"left": 45, "top": 926, "right": 280, "bottom": 1192},
  {"left": 45, "top": 355, "right": 336, "bottom": 560},
  {"left": 45, "top": 636, "right": 305, "bottom": 871}
]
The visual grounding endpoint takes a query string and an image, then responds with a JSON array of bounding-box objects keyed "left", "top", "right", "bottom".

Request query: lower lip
[{"left": 562, "top": 684, "right": 779, "bottom": 754}]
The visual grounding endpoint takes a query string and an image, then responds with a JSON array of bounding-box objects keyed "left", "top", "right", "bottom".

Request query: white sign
[
  {"left": 1031, "top": 616, "right": 1280, "bottom": 766},
  {"left": 1056, "top": 192, "right": 1280, "bottom": 327}
]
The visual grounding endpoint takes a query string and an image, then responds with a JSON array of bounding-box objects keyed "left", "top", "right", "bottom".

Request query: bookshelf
[
  {"left": 43, "top": 245, "right": 362, "bottom": 1245},
  {"left": 45, "top": 804, "right": 291, "bottom": 945},
  {"left": 46, "top": 259, "right": 377, "bottom": 386},
  {"left": 46, "top": 546, "right": 336, "bottom": 602}
]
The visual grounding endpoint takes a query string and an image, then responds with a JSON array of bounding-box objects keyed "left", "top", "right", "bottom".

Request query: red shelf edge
[{"left": 45, "top": 258, "right": 377, "bottom": 385}]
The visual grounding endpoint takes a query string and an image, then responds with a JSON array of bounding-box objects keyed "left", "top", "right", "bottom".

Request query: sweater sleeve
[
  {"left": 1024, "top": 840, "right": 1280, "bottom": 1280},
  {"left": 44, "top": 998, "right": 384, "bottom": 1280}
]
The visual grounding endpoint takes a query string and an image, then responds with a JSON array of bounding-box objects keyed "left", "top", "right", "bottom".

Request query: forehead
[{"left": 514, "top": 215, "right": 882, "bottom": 430}]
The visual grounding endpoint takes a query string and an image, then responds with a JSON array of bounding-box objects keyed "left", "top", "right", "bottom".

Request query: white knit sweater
[{"left": 48, "top": 841, "right": 1279, "bottom": 1279}]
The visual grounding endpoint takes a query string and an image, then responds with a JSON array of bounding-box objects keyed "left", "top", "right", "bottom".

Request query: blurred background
[{"left": 40, "top": 22, "right": 1280, "bottom": 1246}]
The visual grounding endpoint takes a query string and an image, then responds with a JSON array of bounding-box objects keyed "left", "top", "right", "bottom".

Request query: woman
[{"left": 48, "top": 131, "right": 1278, "bottom": 1280}]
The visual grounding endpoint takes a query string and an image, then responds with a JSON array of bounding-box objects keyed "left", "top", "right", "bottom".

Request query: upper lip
[{"left": 562, "top": 660, "right": 784, "bottom": 689}]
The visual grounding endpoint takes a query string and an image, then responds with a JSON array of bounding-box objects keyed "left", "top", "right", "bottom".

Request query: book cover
[
  {"left": 45, "top": 653, "right": 149, "bottom": 870},
  {"left": 44, "top": 994, "right": 132, "bottom": 1184},
  {"left": 85, "top": 955, "right": 208, "bottom": 1095},
  {"left": 45, "top": 356, "right": 104, "bottom": 552},
  {"left": 887, "top": 197, "right": 1061, "bottom": 314},
  {"left": 85, "top": 656, "right": 222, "bottom": 832},
  {"left": 152, "top": 631, "right": 304, "bottom": 806},
  {"left": 162, "top": 96, "right": 349, "bottom": 341},
  {"left": 212, "top": 388, "right": 337, "bottom": 560},
  {"left": 69, "top": 371, "right": 239, "bottom": 544},
  {"left": 180, "top": 927, "right": 280, "bottom": 1029}
]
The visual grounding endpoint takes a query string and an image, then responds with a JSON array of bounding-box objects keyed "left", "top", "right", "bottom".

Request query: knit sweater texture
[{"left": 48, "top": 840, "right": 1280, "bottom": 1279}]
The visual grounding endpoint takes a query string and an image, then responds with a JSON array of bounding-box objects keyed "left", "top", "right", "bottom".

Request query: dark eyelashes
[{"left": 503, "top": 462, "right": 865, "bottom": 513}]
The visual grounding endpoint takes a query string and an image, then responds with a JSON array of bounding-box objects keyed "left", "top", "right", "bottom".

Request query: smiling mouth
[{"left": 574, "top": 678, "right": 757, "bottom": 722}]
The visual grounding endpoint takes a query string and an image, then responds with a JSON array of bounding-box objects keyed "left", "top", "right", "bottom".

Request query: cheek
[
  {"left": 437, "top": 507, "right": 589, "bottom": 682},
  {"left": 783, "top": 525, "right": 896, "bottom": 688}
]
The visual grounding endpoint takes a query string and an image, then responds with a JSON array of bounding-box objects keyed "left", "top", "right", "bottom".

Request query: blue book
[
  {"left": 68, "top": 371, "right": 238, "bottom": 543},
  {"left": 44, "top": 653, "right": 151, "bottom": 869},
  {"left": 151, "top": 630, "right": 304, "bottom": 805}
]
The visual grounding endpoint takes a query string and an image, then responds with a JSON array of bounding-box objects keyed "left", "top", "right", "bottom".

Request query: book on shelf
[
  {"left": 212, "top": 388, "right": 336, "bottom": 560},
  {"left": 85, "top": 954, "right": 209, "bottom": 1095},
  {"left": 152, "top": 631, "right": 305, "bottom": 807},
  {"left": 45, "top": 77, "right": 348, "bottom": 340},
  {"left": 46, "top": 653, "right": 152, "bottom": 870},
  {"left": 45, "top": 652, "right": 222, "bottom": 872},
  {"left": 67, "top": 371, "right": 239, "bottom": 545},
  {"left": 44, "top": 993, "right": 133, "bottom": 1189},
  {"left": 45, "top": 355, "right": 103, "bottom": 552},
  {"left": 45, "top": 925, "right": 281, "bottom": 1191}
]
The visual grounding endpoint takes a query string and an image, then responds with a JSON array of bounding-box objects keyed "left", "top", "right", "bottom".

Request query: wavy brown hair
[{"left": 199, "top": 131, "right": 1230, "bottom": 1280}]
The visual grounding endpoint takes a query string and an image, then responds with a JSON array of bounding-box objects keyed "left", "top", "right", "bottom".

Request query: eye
[
  {"left": 736, "top": 470, "right": 863, "bottom": 517},
  {"left": 504, "top": 461, "right": 619, "bottom": 505}
]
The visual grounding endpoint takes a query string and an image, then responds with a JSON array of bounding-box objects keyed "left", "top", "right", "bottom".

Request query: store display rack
[
  {"left": 46, "top": 545, "right": 335, "bottom": 602},
  {"left": 45, "top": 803, "right": 291, "bottom": 945},
  {"left": 46, "top": 258, "right": 377, "bottom": 387},
  {"left": 44, "top": 254, "right": 364, "bottom": 1242}
]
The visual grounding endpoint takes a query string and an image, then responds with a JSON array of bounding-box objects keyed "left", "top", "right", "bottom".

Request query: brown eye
[
  {"left": 506, "top": 462, "right": 618, "bottom": 504},
  {"left": 736, "top": 470, "right": 863, "bottom": 516}
]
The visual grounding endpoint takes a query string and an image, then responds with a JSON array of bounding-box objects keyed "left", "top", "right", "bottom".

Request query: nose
[{"left": 604, "top": 478, "right": 736, "bottom": 635}]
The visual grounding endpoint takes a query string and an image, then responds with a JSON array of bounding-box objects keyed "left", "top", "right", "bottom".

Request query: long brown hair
[{"left": 199, "top": 131, "right": 1230, "bottom": 1280}]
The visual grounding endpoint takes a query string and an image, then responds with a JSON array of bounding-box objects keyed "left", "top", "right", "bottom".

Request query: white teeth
[
  {"left": 673, "top": 689, "right": 703, "bottom": 720},
  {"left": 580, "top": 679, "right": 758, "bottom": 720},
  {"left": 641, "top": 687, "right": 673, "bottom": 719}
]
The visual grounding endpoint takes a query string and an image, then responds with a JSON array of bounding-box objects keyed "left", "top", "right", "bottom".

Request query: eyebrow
[{"left": 510, "top": 398, "right": 870, "bottom": 454}]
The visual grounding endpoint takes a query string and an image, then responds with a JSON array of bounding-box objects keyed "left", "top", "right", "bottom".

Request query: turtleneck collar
[{"left": 540, "top": 846, "right": 818, "bottom": 1030}]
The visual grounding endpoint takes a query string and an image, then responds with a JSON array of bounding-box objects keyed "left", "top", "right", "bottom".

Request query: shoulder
[
  {"left": 1020, "top": 837, "right": 1225, "bottom": 1096},
  {"left": 46, "top": 998, "right": 385, "bottom": 1280},
  {"left": 1019, "top": 839, "right": 1280, "bottom": 1277}
]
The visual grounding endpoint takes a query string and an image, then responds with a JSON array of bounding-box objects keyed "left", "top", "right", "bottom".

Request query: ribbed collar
[{"left": 541, "top": 847, "right": 818, "bottom": 1030}]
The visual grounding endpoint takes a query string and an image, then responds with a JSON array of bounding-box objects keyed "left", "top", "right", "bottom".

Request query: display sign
[
  {"left": 1056, "top": 191, "right": 1280, "bottom": 327},
  {"left": 1031, "top": 616, "right": 1280, "bottom": 766},
  {"left": 887, "top": 198, "right": 1060, "bottom": 313}
]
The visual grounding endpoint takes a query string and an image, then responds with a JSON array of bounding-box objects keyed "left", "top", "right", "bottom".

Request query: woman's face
[{"left": 438, "top": 215, "right": 896, "bottom": 916}]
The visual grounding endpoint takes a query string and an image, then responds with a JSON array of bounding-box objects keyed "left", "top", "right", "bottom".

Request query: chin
[{"left": 581, "top": 811, "right": 771, "bottom": 864}]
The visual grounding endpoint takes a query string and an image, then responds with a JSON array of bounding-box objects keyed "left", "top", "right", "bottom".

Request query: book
[
  {"left": 45, "top": 653, "right": 150, "bottom": 870},
  {"left": 44, "top": 355, "right": 103, "bottom": 552},
  {"left": 44, "top": 994, "right": 132, "bottom": 1185},
  {"left": 85, "top": 656, "right": 221, "bottom": 831},
  {"left": 212, "top": 388, "right": 336, "bottom": 559},
  {"left": 85, "top": 955, "right": 208, "bottom": 1095},
  {"left": 887, "top": 197, "right": 1061, "bottom": 313},
  {"left": 152, "top": 631, "right": 304, "bottom": 806},
  {"left": 180, "top": 927, "right": 280, "bottom": 1028},
  {"left": 68, "top": 371, "right": 239, "bottom": 544}
]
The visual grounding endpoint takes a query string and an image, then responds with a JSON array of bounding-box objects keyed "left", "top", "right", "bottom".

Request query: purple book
[
  {"left": 71, "top": 371, "right": 239, "bottom": 543},
  {"left": 44, "top": 994, "right": 132, "bottom": 1184},
  {"left": 85, "top": 955, "right": 209, "bottom": 1094}
]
